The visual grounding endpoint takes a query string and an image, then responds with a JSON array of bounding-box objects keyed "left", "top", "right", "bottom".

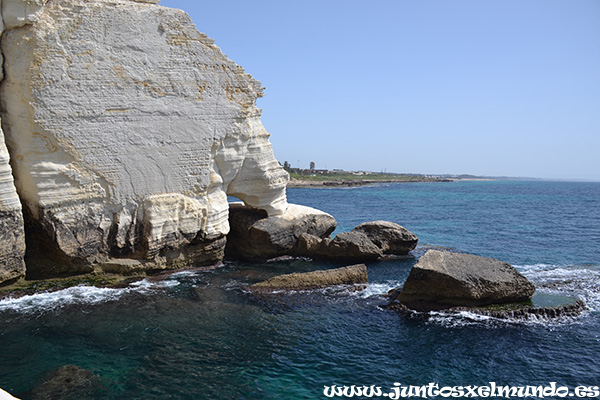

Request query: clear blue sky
[{"left": 160, "top": 0, "right": 600, "bottom": 181}]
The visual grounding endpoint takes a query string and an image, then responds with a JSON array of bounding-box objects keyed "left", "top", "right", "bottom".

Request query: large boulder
[
  {"left": 391, "top": 250, "right": 535, "bottom": 311},
  {"left": 226, "top": 203, "right": 337, "bottom": 260},
  {"left": 249, "top": 264, "right": 368, "bottom": 291},
  {"left": 352, "top": 221, "right": 417, "bottom": 255},
  {"left": 0, "top": 0, "right": 289, "bottom": 275}
]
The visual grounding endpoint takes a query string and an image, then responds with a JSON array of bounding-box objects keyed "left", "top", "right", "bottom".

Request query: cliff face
[{"left": 0, "top": 0, "right": 289, "bottom": 279}]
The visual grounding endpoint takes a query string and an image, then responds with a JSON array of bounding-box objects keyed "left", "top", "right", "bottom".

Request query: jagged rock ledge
[{"left": 386, "top": 297, "right": 587, "bottom": 321}]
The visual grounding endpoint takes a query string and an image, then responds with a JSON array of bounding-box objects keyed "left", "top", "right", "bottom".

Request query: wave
[
  {"left": 355, "top": 280, "right": 403, "bottom": 299},
  {"left": 517, "top": 263, "right": 600, "bottom": 312},
  {"left": 0, "top": 277, "right": 184, "bottom": 315},
  {"left": 423, "top": 309, "right": 585, "bottom": 328},
  {"left": 0, "top": 286, "right": 130, "bottom": 314}
]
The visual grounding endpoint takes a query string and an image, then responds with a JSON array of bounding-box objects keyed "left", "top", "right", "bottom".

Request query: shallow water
[{"left": 1, "top": 181, "right": 599, "bottom": 399}]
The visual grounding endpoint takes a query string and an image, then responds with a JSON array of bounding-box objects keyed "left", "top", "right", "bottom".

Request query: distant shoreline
[{"left": 287, "top": 177, "right": 456, "bottom": 188}]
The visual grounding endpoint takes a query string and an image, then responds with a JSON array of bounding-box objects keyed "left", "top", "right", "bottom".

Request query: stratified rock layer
[
  {"left": 0, "top": 125, "right": 25, "bottom": 284},
  {"left": 393, "top": 250, "right": 535, "bottom": 310},
  {"left": 0, "top": 0, "right": 288, "bottom": 275}
]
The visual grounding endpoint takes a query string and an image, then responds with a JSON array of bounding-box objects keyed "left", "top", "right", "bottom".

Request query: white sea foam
[
  {"left": 0, "top": 286, "right": 129, "bottom": 314},
  {"left": 0, "top": 278, "right": 182, "bottom": 315},
  {"left": 130, "top": 278, "right": 181, "bottom": 289},
  {"left": 355, "top": 280, "right": 403, "bottom": 299},
  {"left": 518, "top": 263, "right": 600, "bottom": 312}
]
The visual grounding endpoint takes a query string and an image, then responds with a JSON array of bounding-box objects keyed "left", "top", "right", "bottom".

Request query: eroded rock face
[
  {"left": 392, "top": 250, "right": 536, "bottom": 310},
  {"left": 249, "top": 264, "right": 368, "bottom": 291},
  {"left": 0, "top": 126, "right": 25, "bottom": 284},
  {"left": 0, "top": 0, "right": 289, "bottom": 275},
  {"left": 226, "top": 203, "right": 337, "bottom": 260}
]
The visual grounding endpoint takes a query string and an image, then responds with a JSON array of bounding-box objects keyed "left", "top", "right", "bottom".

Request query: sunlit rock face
[{"left": 0, "top": 0, "right": 288, "bottom": 275}]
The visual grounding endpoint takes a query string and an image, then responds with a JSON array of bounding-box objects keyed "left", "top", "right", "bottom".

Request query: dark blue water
[{"left": 1, "top": 181, "right": 599, "bottom": 399}]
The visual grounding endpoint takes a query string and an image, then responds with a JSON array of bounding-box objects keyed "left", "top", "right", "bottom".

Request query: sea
[{"left": 0, "top": 180, "right": 599, "bottom": 399}]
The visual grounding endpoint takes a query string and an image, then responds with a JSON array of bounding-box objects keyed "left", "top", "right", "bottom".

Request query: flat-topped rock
[
  {"left": 391, "top": 250, "right": 535, "bottom": 310},
  {"left": 249, "top": 264, "right": 368, "bottom": 291},
  {"left": 296, "top": 231, "right": 384, "bottom": 262}
]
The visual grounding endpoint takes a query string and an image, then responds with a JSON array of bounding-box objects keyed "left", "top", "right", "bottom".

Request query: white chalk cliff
[{"left": 0, "top": 0, "right": 291, "bottom": 279}]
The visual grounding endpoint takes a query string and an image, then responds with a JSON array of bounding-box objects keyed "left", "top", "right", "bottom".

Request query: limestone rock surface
[
  {"left": 0, "top": 0, "right": 289, "bottom": 274},
  {"left": 249, "top": 264, "right": 368, "bottom": 291},
  {"left": 0, "top": 125, "right": 25, "bottom": 284},
  {"left": 227, "top": 203, "right": 337, "bottom": 260},
  {"left": 392, "top": 250, "right": 536, "bottom": 310}
]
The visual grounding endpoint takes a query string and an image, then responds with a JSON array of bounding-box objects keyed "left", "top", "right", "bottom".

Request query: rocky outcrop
[
  {"left": 226, "top": 203, "right": 337, "bottom": 260},
  {"left": 391, "top": 250, "right": 535, "bottom": 311},
  {"left": 295, "top": 221, "right": 418, "bottom": 262},
  {"left": 352, "top": 221, "right": 418, "bottom": 255},
  {"left": 249, "top": 264, "right": 368, "bottom": 291},
  {"left": 0, "top": 0, "right": 289, "bottom": 276},
  {"left": 296, "top": 231, "right": 383, "bottom": 261}
]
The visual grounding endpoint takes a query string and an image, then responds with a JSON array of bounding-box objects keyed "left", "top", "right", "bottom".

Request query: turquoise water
[{"left": 1, "top": 181, "right": 599, "bottom": 399}]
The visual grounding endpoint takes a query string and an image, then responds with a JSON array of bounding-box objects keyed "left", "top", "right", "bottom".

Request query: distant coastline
[
  {"left": 286, "top": 172, "right": 455, "bottom": 188},
  {"left": 282, "top": 167, "right": 551, "bottom": 188}
]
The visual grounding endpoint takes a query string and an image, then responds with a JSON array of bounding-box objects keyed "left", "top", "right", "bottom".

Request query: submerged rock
[
  {"left": 226, "top": 203, "right": 337, "bottom": 260},
  {"left": 26, "top": 364, "right": 105, "bottom": 400},
  {"left": 391, "top": 250, "right": 535, "bottom": 311},
  {"left": 248, "top": 264, "right": 368, "bottom": 291}
]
